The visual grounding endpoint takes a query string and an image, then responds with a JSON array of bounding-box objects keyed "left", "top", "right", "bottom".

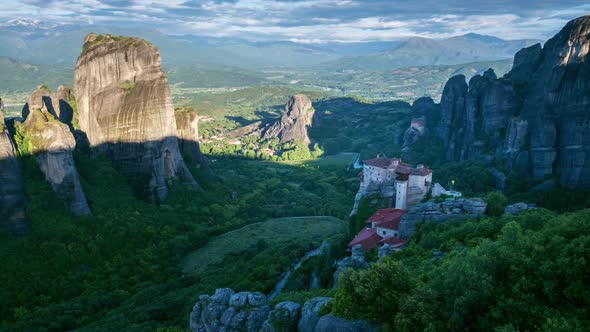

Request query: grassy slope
[{"left": 181, "top": 216, "right": 346, "bottom": 274}]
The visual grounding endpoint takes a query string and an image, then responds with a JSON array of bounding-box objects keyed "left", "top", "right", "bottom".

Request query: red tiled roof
[
  {"left": 348, "top": 227, "right": 383, "bottom": 250},
  {"left": 379, "top": 236, "right": 407, "bottom": 248},
  {"left": 366, "top": 208, "right": 406, "bottom": 230},
  {"left": 363, "top": 157, "right": 427, "bottom": 175},
  {"left": 363, "top": 158, "right": 399, "bottom": 168}
]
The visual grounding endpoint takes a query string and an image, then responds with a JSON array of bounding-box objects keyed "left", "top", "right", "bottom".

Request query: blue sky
[{"left": 1, "top": 0, "right": 589, "bottom": 42}]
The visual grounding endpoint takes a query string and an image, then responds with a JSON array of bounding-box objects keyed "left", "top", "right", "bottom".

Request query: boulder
[
  {"left": 298, "top": 297, "right": 332, "bottom": 332},
  {"left": 211, "top": 288, "right": 235, "bottom": 305},
  {"left": 190, "top": 288, "right": 270, "bottom": 332},
  {"left": 504, "top": 202, "right": 536, "bottom": 215},
  {"left": 247, "top": 292, "right": 267, "bottom": 307},
  {"left": 313, "top": 314, "right": 381, "bottom": 332},
  {"left": 266, "top": 301, "right": 301, "bottom": 332},
  {"left": 74, "top": 33, "right": 200, "bottom": 202},
  {"left": 229, "top": 292, "right": 250, "bottom": 308}
]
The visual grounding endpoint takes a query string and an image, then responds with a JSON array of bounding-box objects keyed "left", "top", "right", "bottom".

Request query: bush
[{"left": 484, "top": 191, "right": 508, "bottom": 216}]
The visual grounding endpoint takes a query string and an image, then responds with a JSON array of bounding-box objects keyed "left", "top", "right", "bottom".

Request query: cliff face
[
  {"left": 436, "top": 15, "right": 590, "bottom": 188},
  {"left": 18, "top": 105, "right": 90, "bottom": 216},
  {"left": 0, "top": 113, "right": 28, "bottom": 234},
  {"left": 174, "top": 108, "right": 212, "bottom": 176},
  {"left": 74, "top": 33, "right": 199, "bottom": 201},
  {"left": 262, "top": 94, "right": 317, "bottom": 144}
]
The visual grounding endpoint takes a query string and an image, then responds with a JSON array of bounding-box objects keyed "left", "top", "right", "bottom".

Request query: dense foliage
[
  {"left": 0, "top": 150, "right": 358, "bottom": 331},
  {"left": 330, "top": 209, "right": 590, "bottom": 331}
]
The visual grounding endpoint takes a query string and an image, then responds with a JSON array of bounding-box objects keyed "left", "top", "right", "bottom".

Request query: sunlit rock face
[
  {"left": 436, "top": 15, "right": 590, "bottom": 188},
  {"left": 262, "top": 94, "right": 317, "bottom": 144},
  {"left": 74, "top": 33, "right": 199, "bottom": 202},
  {"left": 19, "top": 107, "right": 90, "bottom": 216},
  {"left": 22, "top": 85, "right": 75, "bottom": 125},
  {"left": 0, "top": 112, "right": 28, "bottom": 234}
]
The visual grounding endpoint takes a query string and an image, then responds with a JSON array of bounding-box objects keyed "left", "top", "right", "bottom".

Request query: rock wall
[
  {"left": 74, "top": 33, "right": 199, "bottom": 201},
  {"left": 189, "top": 288, "right": 380, "bottom": 332},
  {"left": 174, "top": 108, "right": 212, "bottom": 176},
  {"left": 435, "top": 15, "right": 590, "bottom": 188},
  {"left": 262, "top": 94, "right": 317, "bottom": 145},
  {"left": 18, "top": 107, "right": 90, "bottom": 216},
  {"left": 0, "top": 117, "right": 28, "bottom": 234},
  {"left": 398, "top": 198, "right": 487, "bottom": 238}
]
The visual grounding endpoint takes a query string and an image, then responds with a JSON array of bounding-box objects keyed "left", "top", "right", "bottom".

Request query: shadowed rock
[
  {"left": 74, "top": 33, "right": 200, "bottom": 202},
  {"left": 0, "top": 115, "right": 29, "bottom": 234},
  {"left": 18, "top": 108, "right": 90, "bottom": 216},
  {"left": 174, "top": 107, "right": 212, "bottom": 176},
  {"left": 435, "top": 15, "right": 590, "bottom": 188}
]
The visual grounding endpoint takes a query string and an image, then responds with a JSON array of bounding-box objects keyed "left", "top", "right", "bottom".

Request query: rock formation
[
  {"left": 504, "top": 202, "right": 536, "bottom": 215},
  {"left": 402, "top": 117, "right": 426, "bottom": 150},
  {"left": 0, "top": 115, "right": 29, "bottom": 234},
  {"left": 262, "top": 94, "right": 317, "bottom": 144},
  {"left": 174, "top": 108, "right": 212, "bottom": 176},
  {"left": 189, "top": 288, "right": 271, "bottom": 332},
  {"left": 22, "top": 85, "right": 74, "bottom": 125},
  {"left": 17, "top": 106, "right": 90, "bottom": 216},
  {"left": 435, "top": 15, "right": 590, "bottom": 188},
  {"left": 74, "top": 33, "right": 199, "bottom": 202},
  {"left": 190, "top": 289, "right": 379, "bottom": 332},
  {"left": 398, "top": 198, "right": 487, "bottom": 238}
]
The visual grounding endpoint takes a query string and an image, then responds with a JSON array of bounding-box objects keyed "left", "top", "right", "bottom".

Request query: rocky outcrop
[
  {"left": 504, "top": 202, "right": 536, "bottom": 215},
  {"left": 174, "top": 108, "right": 212, "bottom": 176},
  {"left": 0, "top": 116, "right": 28, "bottom": 234},
  {"left": 74, "top": 33, "right": 199, "bottom": 202},
  {"left": 262, "top": 94, "right": 317, "bottom": 145},
  {"left": 17, "top": 107, "right": 90, "bottom": 216},
  {"left": 402, "top": 117, "right": 426, "bottom": 150},
  {"left": 190, "top": 290, "right": 377, "bottom": 332},
  {"left": 435, "top": 15, "right": 590, "bottom": 188},
  {"left": 21, "top": 85, "right": 75, "bottom": 125},
  {"left": 298, "top": 297, "right": 332, "bottom": 332},
  {"left": 398, "top": 198, "right": 487, "bottom": 238},
  {"left": 263, "top": 301, "right": 301, "bottom": 332},
  {"left": 189, "top": 288, "right": 271, "bottom": 332},
  {"left": 436, "top": 75, "right": 468, "bottom": 160}
]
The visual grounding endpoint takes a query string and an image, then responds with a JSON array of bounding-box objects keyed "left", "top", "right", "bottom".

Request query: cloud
[{"left": 0, "top": 0, "right": 588, "bottom": 42}]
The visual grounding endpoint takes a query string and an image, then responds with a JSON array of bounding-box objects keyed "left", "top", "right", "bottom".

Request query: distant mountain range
[
  {"left": 322, "top": 33, "right": 541, "bottom": 71},
  {"left": 0, "top": 19, "right": 540, "bottom": 70}
]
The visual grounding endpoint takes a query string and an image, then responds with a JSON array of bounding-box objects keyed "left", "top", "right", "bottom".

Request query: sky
[{"left": 1, "top": 0, "right": 589, "bottom": 43}]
